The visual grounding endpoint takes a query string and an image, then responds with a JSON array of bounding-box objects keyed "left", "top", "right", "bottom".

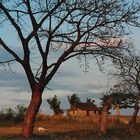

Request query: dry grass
[
  {"left": 34, "top": 120, "right": 97, "bottom": 134},
  {"left": 0, "top": 115, "right": 140, "bottom": 140},
  {"left": 0, "top": 126, "right": 22, "bottom": 137}
]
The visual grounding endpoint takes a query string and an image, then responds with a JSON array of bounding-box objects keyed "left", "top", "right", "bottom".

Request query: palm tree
[
  {"left": 67, "top": 93, "right": 81, "bottom": 107},
  {"left": 86, "top": 98, "right": 95, "bottom": 105},
  {"left": 47, "top": 95, "right": 63, "bottom": 115}
]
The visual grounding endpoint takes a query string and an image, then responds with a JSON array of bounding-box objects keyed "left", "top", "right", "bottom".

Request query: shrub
[
  {"left": 0, "top": 109, "right": 7, "bottom": 121},
  {"left": 0, "top": 104, "right": 27, "bottom": 123},
  {"left": 14, "top": 104, "right": 27, "bottom": 123},
  {"left": 4, "top": 107, "right": 15, "bottom": 121}
]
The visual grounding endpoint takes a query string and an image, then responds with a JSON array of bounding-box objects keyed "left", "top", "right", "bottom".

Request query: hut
[{"left": 67, "top": 103, "right": 102, "bottom": 117}]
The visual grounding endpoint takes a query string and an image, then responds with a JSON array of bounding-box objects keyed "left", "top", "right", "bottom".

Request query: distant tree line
[{"left": 0, "top": 104, "right": 27, "bottom": 124}]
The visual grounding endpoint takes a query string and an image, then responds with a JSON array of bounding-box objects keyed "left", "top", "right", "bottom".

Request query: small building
[{"left": 67, "top": 103, "right": 102, "bottom": 117}]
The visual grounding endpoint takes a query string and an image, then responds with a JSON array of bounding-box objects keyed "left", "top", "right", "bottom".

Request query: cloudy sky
[
  {"left": 0, "top": 11, "right": 140, "bottom": 115},
  {"left": 0, "top": 55, "right": 113, "bottom": 114}
]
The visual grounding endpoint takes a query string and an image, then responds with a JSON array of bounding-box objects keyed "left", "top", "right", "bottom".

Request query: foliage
[
  {"left": 1, "top": 107, "right": 15, "bottom": 121},
  {"left": 0, "top": 104, "right": 27, "bottom": 123},
  {"left": 0, "top": 109, "right": 7, "bottom": 121},
  {"left": 67, "top": 93, "right": 81, "bottom": 107},
  {"left": 100, "top": 86, "right": 136, "bottom": 110},
  {"left": 15, "top": 104, "right": 27, "bottom": 123},
  {"left": 86, "top": 98, "right": 96, "bottom": 105},
  {"left": 47, "top": 95, "right": 63, "bottom": 115}
]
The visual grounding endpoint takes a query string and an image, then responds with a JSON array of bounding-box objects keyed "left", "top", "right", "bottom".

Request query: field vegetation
[{"left": 0, "top": 114, "right": 140, "bottom": 140}]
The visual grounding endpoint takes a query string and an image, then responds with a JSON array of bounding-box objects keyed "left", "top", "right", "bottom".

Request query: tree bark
[
  {"left": 21, "top": 87, "right": 42, "bottom": 137},
  {"left": 100, "top": 100, "right": 111, "bottom": 134},
  {"left": 128, "top": 93, "right": 139, "bottom": 135},
  {"left": 129, "top": 107, "right": 139, "bottom": 128}
]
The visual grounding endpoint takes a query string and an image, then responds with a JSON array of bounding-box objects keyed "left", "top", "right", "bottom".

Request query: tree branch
[
  {"left": 0, "top": 38, "right": 22, "bottom": 64},
  {"left": 0, "top": 3, "right": 25, "bottom": 42}
]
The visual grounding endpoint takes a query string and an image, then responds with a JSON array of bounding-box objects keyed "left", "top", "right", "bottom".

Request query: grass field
[{"left": 0, "top": 115, "right": 140, "bottom": 140}]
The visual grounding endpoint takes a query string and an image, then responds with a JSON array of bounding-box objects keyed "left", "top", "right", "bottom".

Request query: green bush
[
  {"left": 15, "top": 104, "right": 27, "bottom": 123},
  {"left": 5, "top": 108, "right": 15, "bottom": 120},
  {"left": 0, "top": 109, "right": 7, "bottom": 121},
  {"left": 0, "top": 107, "right": 15, "bottom": 121},
  {"left": 0, "top": 104, "right": 27, "bottom": 123}
]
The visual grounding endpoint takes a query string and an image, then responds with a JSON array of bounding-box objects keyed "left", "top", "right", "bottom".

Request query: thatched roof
[{"left": 69, "top": 103, "right": 102, "bottom": 111}]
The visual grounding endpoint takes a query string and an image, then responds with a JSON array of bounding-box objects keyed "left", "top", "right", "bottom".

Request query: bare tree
[
  {"left": 0, "top": 0, "right": 140, "bottom": 137},
  {"left": 112, "top": 49, "right": 140, "bottom": 134}
]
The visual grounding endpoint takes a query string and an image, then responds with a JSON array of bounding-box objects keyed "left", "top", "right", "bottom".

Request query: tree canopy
[
  {"left": 112, "top": 49, "right": 140, "bottom": 92},
  {"left": 100, "top": 86, "right": 137, "bottom": 110},
  {"left": 0, "top": 0, "right": 140, "bottom": 87}
]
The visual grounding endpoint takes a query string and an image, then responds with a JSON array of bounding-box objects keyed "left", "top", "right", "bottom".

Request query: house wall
[{"left": 68, "top": 109, "right": 100, "bottom": 117}]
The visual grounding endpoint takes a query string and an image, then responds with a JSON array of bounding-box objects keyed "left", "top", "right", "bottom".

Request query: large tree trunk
[
  {"left": 129, "top": 107, "right": 139, "bottom": 128},
  {"left": 128, "top": 93, "right": 140, "bottom": 135},
  {"left": 21, "top": 87, "right": 42, "bottom": 137},
  {"left": 128, "top": 104, "right": 139, "bottom": 134},
  {"left": 100, "top": 99, "right": 111, "bottom": 134}
]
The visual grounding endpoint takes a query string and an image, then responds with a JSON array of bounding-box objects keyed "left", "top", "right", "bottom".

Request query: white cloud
[
  {"left": 0, "top": 87, "right": 31, "bottom": 109},
  {"left": 45, "top": 89, "right": 74, "bottom": 98}
]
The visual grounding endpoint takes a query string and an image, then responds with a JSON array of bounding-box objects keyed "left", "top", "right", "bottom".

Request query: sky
[
  {"left": 0, "top": 2, "right": 140, "bottom": 116},
  {"left": 0, "top": 45, "right": 140, "bottom": 116}
]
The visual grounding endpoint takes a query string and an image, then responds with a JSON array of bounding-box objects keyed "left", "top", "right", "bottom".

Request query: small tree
[
  {"left": 0, "top": 108, "right": 6, "bottom": 121},
  {"left": 47, "top": 95, "right": 63, "bottom": 115},
  {"left": 15, "top": 104, "right": 27, "bottom": 123},
  {"left": 68, "top": 93, "right": 81, "bottom": 107},
  {"left": 100, "top": 86, "right": 137, "bottom": 134},
  {"left": 105, "top": 88, "right": 135, "bottom": 116},
  {"left": 5, "top": 107, "right": 15, "bottom": 121}
]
